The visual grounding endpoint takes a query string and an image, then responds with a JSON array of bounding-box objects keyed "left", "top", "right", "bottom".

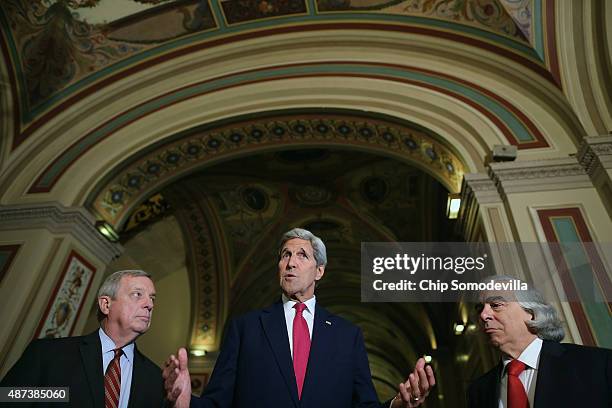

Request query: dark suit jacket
[
  {"left": 192, "top": 302, "right": 390, "bottom": 408},
  {"left": 467, "top": 340, "right": 612, "bottom": 407},
  {"left": 0, "top": 330, "right": 164, "bottom": 408}
]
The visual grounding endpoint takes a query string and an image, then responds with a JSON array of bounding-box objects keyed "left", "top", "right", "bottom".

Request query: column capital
[
  {"left": 488, "top": 157, "right": 591, "bottom": 195},
  {"left": 462, "top": 173, "right": 502, "bottom": 204},
  {"left": 577, "top": 134, "right": 612, "bottom": 176},
  {"left": 457, "top": 172, "right": 505, "bottom": 241},
  {"left": 0, "top": 202, "right": 122, "bottom": 264}
]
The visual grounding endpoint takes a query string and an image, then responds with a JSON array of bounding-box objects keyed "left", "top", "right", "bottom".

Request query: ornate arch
[{"left": 86, "top": 109, "right": 469, "bottom": 228}]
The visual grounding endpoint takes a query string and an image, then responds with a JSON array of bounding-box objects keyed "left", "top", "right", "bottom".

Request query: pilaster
[{"left": 0, "top": 202, "right": 122, "bottom": 377}]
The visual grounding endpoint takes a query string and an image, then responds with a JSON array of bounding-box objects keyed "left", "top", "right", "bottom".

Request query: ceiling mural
[
  {"left": 497, "top": 0, "right": 531, "bottom": 41},
  {"left": 317, "top": 0, "right": 528, "bottom": 41},
  {"left": 123, "top": 192, "right": 170, "bottom": 236},
  {"left": 106, "top": 1, "right": 216, "bottom": 42},
  {"left": 170, "top": 150, "right": 446, "bottom": 279},
  {"left": 2, "top": 0, "right": 145, "bottom": 112},
  {"left": 0, "top": 0, "right": 557, "bottom": 149},
  {"left": 177, "top": 179, "right": 284, "bottom": 285},
  {"left": 220, "top": 0, "right": 308, "bottom": 24}
]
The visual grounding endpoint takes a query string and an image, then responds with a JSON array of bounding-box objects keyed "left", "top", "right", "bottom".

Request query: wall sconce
[
  {"left": 95, "top": 221, "right": 119, "bottom": 242},
  {"left": 446, "top": 193, "right": 461, "bottom": 219},
  {"left": 453, "top": 322, "right": 465, "bottom": 335},
  {"left": 190, "top": 349, "right": 207, "bottom": 357},
  {"left": 456, "top": 354, "right": 469, "bottom": 363}
]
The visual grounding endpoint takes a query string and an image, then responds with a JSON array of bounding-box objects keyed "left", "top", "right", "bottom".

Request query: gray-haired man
[
  {"left": 467, "top": 275, "right": 612, "bottom": 407},
  {"left": 164, "top": 227, "right": 435, "bottom": 408},
  {"left": 1, "top": 270, "right": 164, "bottom": 408}
]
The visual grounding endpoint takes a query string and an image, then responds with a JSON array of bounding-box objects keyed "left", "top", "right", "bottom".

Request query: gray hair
[
  {"left": 279, "top": 228, "right": 327, "bottom": 267},
  {"left": 484, "top": 275, "right": 565, "bottom": 342},
  {"left": 97, "top": 270, "right": 151, "bottom": 321}
]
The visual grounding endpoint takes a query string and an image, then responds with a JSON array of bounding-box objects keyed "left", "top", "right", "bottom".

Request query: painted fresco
[
  {"left": 1, "top": 0, "right": 215, "bottom": 115},
  {"left": 2, "top": 0, "right": 145, "bottom": 110},
  {"left": 498, "top": 0, "right": 532, "bottom": 41},
  {"left": 0, "top": 0, "right": 549, "bottom": 151},
  {"left": 106, "top": 1, "right": 216, "bottom": 42},
  {"left": 317, "top": 0, "right": 527, "bottom": 40},
  {"left": 220, "top": 0, "right": 307, "bottom": 25},
  {"left": 36, "top": 251, "right": 96, "bottom": 339}
]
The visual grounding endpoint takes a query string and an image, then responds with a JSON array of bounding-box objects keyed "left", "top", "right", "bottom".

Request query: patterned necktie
[
  {"left": 293, "top": 302, "right": 311, "bottom": 399},
  {"left": 507, "top": 359, "right": 529, "bottom": 408},
  {"left": 104, "top": 348, "right": 123, "bottom": 408}
]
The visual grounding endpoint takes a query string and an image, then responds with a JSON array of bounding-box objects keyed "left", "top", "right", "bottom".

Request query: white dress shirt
[
  {"left": 281, "top": 295, "right": 397, "bottom": 407},
  {"left": 282, "top": 294, "right": 316, "bottom": 358},
  {"left": 99, "top": 328, "right": 135, "bottom": 408},
  {"left": 499, "top": 337, "right": 543, "bottom": 408}
]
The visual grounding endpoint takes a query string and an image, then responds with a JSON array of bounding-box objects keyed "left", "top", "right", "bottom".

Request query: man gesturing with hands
[{"left": 164, "top": 228, "right": 435, "bottom": 408}]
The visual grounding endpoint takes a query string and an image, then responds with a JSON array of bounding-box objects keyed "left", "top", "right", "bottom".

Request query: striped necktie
[{"left": 104, "top": 348, "right": 123, "bottom": 408}]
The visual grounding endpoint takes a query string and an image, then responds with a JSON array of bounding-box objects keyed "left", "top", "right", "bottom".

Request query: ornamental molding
[
  {"left": 167, "top": 186, "right": 224, "bottom": 351},
  {"left": 89, "top": 111, "right": 466, "bottom": 228},
  {"left": 0, "top": 202, "right": 122, "bottom": 263},
  {"left": 457, "top": 172, "right": 502, "bottom": 241},
  {"left": 462, "top": 173, "right": 502, "bottom": 204},
  {"left": 489, "top": 158, "right": 586, "bottom": 180},
  {"left": 488, "top": 157, "right": 592, "bottom": 194},
  {"left": 577, "top": 135, "right": 612, "bottom": 177}
]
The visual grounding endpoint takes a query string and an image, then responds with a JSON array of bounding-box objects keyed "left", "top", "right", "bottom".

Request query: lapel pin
[{"left": 325, "top": 320, "right": 332, "bottom": 325}]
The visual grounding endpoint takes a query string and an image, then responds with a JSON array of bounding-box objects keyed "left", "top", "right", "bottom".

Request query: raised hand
[
  {"left": 392, "top": 357, "right": 436, "bottom": 407},
  {"left": 163, "top": 348, "right": 192, "bottom": 408}
]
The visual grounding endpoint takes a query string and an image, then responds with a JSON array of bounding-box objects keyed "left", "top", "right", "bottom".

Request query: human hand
[
  {"left": 392, "top": 357, "right": 436, "bottom": 407},
  {"left": 163, "top": 348, "right": 192, "bottom": 408}
]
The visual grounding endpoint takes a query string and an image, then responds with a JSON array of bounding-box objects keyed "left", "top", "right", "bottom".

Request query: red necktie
[
  {"left": 507, "top": 359, "right": 529, "bottom": 408},
  {"left": 104, "top": 348, "right": 123, "bottom": 408},
  {"left": 293, "top": 303, "right": 311, "bottom": 399}
]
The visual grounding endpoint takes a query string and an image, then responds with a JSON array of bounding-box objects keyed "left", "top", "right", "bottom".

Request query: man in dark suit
[
  {"left": 467, "top": 276, "right": 612, "bottom": 407},
  {"left": 164, "top": 228, "right": 435, "bottom": 408},
  {"left": 1, "top": 270, "right": 164, "bottom": 408}
]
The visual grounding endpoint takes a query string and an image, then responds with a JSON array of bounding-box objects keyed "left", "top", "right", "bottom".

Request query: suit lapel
[
  {"left": 486, "top": 364, "right": 502, "bottom": 408},
  {"left": 260, "top": 302, "right": 299, "bottom": 407},
  {"left": 300, "top": 306, "right": 334, "bottom": 407},
  {"left": 533, "top": 341, "right": 565, "bottom": 407},
  {"left": 79, "top": 331, "right": 104, "bottom": 408},
  {"left": 128, "top": 345, "right": 145, "bottom": 408},
  {"left": 471, "top": 362, "right": 501, "bottom": 408}
]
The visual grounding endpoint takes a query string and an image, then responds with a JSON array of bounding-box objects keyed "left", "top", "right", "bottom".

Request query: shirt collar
[
  {"left": 282, "top": 293, "right": 316, "bottom": 316},
  {"left": 99, "top": 327, "right": 135, "bottom": 362},
  {"left": 502, "top": 337, "right": 543, "bottom": 371}
]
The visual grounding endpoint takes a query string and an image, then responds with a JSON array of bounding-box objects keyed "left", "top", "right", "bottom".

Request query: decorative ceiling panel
[
  {"left": 2, "top": 0, "right": 145, "bottom": 113},
  {"left": 106, "top": 1, "right": 216, "bottom": 42},
  {"left": 86, "top": 109, "right": 467, "bottom": 228},
  {"left": 0, "top": 0, "right": 556, "bottom": 149},
  {"left": 220, "top": 0, "right": 308, "bottom": 25},
  {"left": 317, "top": 0, "right": 528, "bottom": 42}
]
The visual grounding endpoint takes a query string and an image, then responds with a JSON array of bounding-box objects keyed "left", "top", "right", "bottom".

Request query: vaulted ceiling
[
  {"left": 2, "top": 0, "right": 607, "bottom": 207},
  {"left": 1, "top": 0, "right": 595, "bottom": 149}
]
